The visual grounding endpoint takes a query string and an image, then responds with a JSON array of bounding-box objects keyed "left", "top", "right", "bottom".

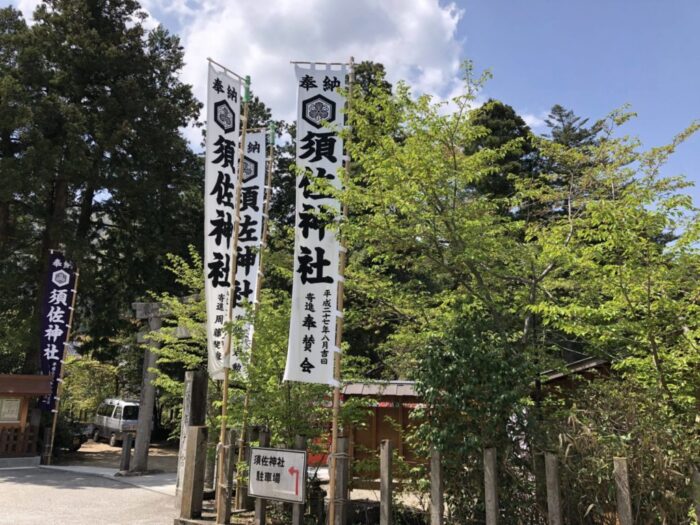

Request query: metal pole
[
  {"left": 216, "top": 74, "right": 251, "bottom": 524},
  {"left": 327, "top": 55, "right": 354, "bottom": 525},
  {"left": 45, "top": 268, "right": 80, "bottom": 465},
  {"left": 235, "top": 123, "right": 276, "bottom": 510}
]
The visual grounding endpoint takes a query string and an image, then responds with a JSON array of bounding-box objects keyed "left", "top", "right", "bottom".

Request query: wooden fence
[{"left": 0, "top": 426, "right": 39, "bottom": 457}]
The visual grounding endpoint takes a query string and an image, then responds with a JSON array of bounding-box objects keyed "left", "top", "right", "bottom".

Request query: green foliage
[
  {"left": 0, "top": 0, "right": 202, "bottom": 372},
  {"left": 62, "top": 356, "right": 118, "bottom": 416},
  {"left": 342, "top": 61, "right": 700, "bottom": 520},
  {"left": 543, "top": 376, "right": 698, "bottom": 523}
]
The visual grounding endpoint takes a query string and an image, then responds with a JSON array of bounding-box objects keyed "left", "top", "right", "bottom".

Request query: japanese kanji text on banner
[
  {"left": 232, "top": 131, "right": 267, "bottom": 366},
  {"left": 39, "top": 251, "right": 77, "bottom": 411},
  {"left": 205, "top": 64, "right": 242, "bottom": 380},
  {"left": 284, "top": 66, "right": 347, "bottom": 386}
]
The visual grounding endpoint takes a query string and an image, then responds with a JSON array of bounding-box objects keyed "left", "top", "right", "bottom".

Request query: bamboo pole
[
  {"left": 215, "top": 74, "right": 251, "bottom": 524},
  {"left": 234, "top": 123, "right": 277, "bottom": 510},
  {"left": 327, "top": 55, "right": 354, "bottom": 525},
  {"left": 45, "top": 265, "right": 80, "bottom": 465}
]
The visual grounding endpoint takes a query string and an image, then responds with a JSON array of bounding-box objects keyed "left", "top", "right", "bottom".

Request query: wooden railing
[{"left": 0, "top": 426, "right": 38, "bottom": 457}]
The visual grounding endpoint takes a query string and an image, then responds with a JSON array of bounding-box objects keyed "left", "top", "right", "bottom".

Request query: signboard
[
  {"left": 0, "top": 398, "right": 21, "bottom": 422},
  {"left": 248, "top": 446, "right": 307, "bottom": 503}
]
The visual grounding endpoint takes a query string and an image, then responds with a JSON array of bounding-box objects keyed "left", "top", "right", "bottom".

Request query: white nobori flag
[
  {"left": 284, "top": 65, "right": 347, "bottom": 386},
  {"left": 230, "top": 131, "right": 267, "bottom": 373},
  {"left": 204, "top": 63, "right": 242, "bottom": 380}
]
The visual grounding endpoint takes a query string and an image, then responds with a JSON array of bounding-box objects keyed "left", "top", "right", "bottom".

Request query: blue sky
[{"left": 8, "top": 0, "right": 700, "bottom": 203}]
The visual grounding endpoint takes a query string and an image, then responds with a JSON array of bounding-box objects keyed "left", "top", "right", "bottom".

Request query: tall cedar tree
[{"left": 0, "top": 1, "right": 201, "bottom": 371}]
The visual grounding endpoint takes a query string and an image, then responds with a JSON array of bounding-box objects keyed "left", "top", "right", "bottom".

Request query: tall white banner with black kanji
[
  {"left": 231, "top": 131, "right": 267, "bottom": 368},
  {"left": 205, "top": 64, "right": 242, "bottom": 380},
  {"left": 284, "top": 65, "right": 347, "bottom": 386}
]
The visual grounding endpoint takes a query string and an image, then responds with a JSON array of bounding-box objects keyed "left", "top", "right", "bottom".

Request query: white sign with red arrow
[{"left": 249, "top": 446, "right": 307, "bottom": 503}]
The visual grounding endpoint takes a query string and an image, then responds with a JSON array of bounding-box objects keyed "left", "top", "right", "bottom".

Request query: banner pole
[
  {"left": 327, "top": 56, "right": 354, "bottom": 525},
  {"left": 45, "top": 268, "right": 80, "bottom": 465},
  {"left": 215, "top": 75, "right": 251, "bottom": 524},
  {"left": 234, "top": 122, "right": 277, "bottom": 509}
]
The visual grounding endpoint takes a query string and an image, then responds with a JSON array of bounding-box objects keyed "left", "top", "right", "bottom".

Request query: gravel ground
[
  {"left": 55, "top": 440, "right": 178, "bottom": 472},
  {"left": 0, "top": 467, "right": 175, "bottom": 525}
]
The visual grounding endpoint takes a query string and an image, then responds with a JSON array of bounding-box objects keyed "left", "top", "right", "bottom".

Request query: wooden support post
[
  {"left": 41, "top": 427, "right": 52, "bottom": 464},
  {"left": 380, "top": 440, "right": 393, "bottom": 525},
  {"left": 131, "top": 302, "right": 162, "bottom": 473},
  {"left": 544, "top": 452, "right": 562, "bottom": 525},
  {"left": 220, "top": 429, "right": 237, "bottom": 524},
  {"left": 254, "top": 429, "right": 270, "bottom": 525},
  {"left": 430, "top": 448, "right": 443, "bottom": 525},
  {"left": 177, "top": 371, "right": 208, "bottom": 496},
  {"left": 328, "top": 56, "right": 354, "bottom": 525},
  {"left": 332, "top": 436, "right": 349, "bottom": 525},
  {"left": 613, "top": 457, "right": 633, "bottom": 525},
  {"left": 119, "top": 433, "right": 133, "bottom": 472},
  {"left": 216, "top": 74, "right": 251, "bottom": 524},
  {"left": 180, "top": 426, "right": 208, "bottom": 520},
  {"left": 292, "top": 435, "right": 307, "bottom": 525},
  {"left": 484, "top": 447, "right": 498, "bottom": 525},
  {"left": 692, "top": 465, "right": 700, "bottom": 523}
]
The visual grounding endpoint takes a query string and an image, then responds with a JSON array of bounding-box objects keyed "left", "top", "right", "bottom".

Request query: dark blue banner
[{"left": 38, "top": 251, "right": 77, "bottom": 412}]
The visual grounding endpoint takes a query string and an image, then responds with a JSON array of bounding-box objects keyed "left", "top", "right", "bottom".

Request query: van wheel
[
  {"left": 109, "top": 434, "right": 118, "bottom": 447},
  {"left": 93, "top": 429, "right": 100, "bottom": 442}
]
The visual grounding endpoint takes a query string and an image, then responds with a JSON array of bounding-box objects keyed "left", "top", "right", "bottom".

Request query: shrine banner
[
  {"left": 284, "top": 65, "right": 347, "bottom": 386},
  {"left": 204, "top": 63, "right": 242, "bottom": 380},
  {"left": 38, "top": 251, "right": 77, "bottom": 411},
  {"left": 231, "top": 131, "right": 267, "bottom": 368}
]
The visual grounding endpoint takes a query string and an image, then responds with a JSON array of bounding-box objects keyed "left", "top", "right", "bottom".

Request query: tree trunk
[{"left": 23, "top": 172, "right": 69, "bottom": 373}]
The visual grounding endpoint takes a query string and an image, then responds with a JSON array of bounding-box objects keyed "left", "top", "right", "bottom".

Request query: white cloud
[
  {"left": 177, "top": 0, "right": 465, "bottom": 124},
  {"left": 12, "top": 0, "right": 467, "bottom": 141},
  {"left": 521, "top": 111, "right": 548, "bottom": 131}
]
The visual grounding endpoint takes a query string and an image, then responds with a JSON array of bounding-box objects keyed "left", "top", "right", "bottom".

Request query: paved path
[{"left": 0, "top": 467, "right": 176, "bottom": 525}]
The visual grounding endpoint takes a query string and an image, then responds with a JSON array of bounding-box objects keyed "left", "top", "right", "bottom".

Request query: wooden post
[
  {"left": 613, "top": 457, "right": 633, "bottom": 525},
  {"left": 292, "top": 435, "right": 308, "bottom": 525},
  {"left": 131, "top": 304, "right": 161, "bottom": 473},
  {"left": 692, "top": 465, "right": 700, "bottom": 523},
  {"left": 216, "top": 74, "right": 251, "bottom": 524},
  {"left": 45, "top": 267, "right": 80, "bottom": 465},
  {"left": 328, "top": 55, "right": 355, "bottom": 525},
  {"left": 235, "top": 123, "right": 276, "bottom": 511},
  {"left": 119, "top": 433, "right": 133, "bottom": 472},
  {"left": 380, "top": 440, "right": 393, "bottom": 525},
  {"left": 180, "top": 426, "right": 208, "bottom": 519},
  {"left": 484, "top": 447, "right": 498, "bottom": 525},
  {"left": 544, "top": 452, "right": 562, "bottom": 525},
  {"left": 220, "top": 429, "right": 237, "bottom": 524},
  {"left": 332, "top": 436, "right": 349, "bottom": 525},
  {"left": 177, "top": 371, "right": 208, "bottom": 496},
  {"left": 430, "top": 448, "right": 443, "bottom": 525},
  {"left": 254, "top": 429, "right": 270, "bottom": 525}
]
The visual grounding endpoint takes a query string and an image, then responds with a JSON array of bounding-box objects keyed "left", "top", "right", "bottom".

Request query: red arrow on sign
[{"left": 288, "top": 466, "right": 300, "bottom": 496}]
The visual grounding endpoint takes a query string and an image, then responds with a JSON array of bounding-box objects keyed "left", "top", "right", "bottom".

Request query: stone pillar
[
  {"left": 131, "top": 302, "right": 162, "bottom": 473},
  {"left": 176, "top": 370, "right": 208, "bottom": 495}
]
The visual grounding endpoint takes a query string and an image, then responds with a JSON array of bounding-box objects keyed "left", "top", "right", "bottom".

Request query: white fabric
[
  {"left": 284, "top": 65, "right": 347, "bottom": 386},
  {"left": 204, "top": 64, "right": 242, "bottom": 380},
  {"left": 230, "top": 131, "right": 267, "bottom": 373}
]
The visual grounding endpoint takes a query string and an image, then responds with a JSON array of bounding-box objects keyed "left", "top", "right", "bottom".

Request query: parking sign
[{"left": 248, "top": 447, "right": 307, "bottom": 503}]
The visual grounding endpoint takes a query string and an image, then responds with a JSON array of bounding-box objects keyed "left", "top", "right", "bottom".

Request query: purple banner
[{"left": 38, "top": 251, "right": 77, "bottom": 412}]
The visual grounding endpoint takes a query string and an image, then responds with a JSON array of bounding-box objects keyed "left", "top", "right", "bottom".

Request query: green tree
[{"left": 0, "top": 1, "right": 201, "bottom": 372}]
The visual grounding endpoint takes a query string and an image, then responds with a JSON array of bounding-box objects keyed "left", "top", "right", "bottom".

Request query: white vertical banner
[
  {"left": 204, "top": 63, "right": 242, "bottom": 380},
  {"left": 284, "top": 65, "right": 347, "bottom": 386},
  {"left": 231, "top": 131, "right": 267, "bottom": 369}
]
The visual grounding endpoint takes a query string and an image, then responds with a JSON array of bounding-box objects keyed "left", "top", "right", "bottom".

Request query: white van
[{"left": 92, "top": 398, "right": 140, "bottom": 447}]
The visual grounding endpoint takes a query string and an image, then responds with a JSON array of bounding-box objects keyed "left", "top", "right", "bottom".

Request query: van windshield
[{"left": 123, "top": 406, "right": 139, "bottom": 420}]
